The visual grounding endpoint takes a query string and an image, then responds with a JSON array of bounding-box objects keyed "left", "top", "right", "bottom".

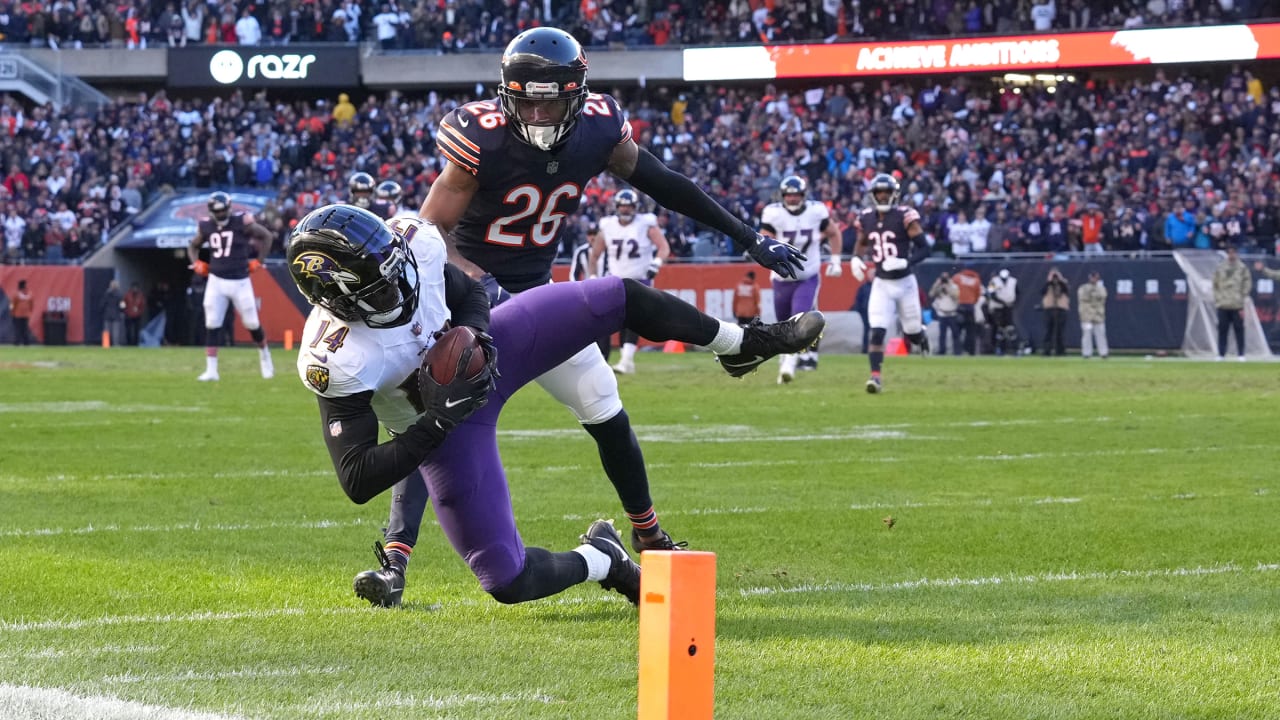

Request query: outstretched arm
[
  {"left": 608, "top": 141, "right": 805, "bottom": 278},
  {"left": 420, "top": 161, "right": 485, "bottom": 279}
]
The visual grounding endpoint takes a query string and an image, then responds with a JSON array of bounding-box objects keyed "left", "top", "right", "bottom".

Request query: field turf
[{"left": 1, "top": 346, "right": 1277, "bottom": 719}]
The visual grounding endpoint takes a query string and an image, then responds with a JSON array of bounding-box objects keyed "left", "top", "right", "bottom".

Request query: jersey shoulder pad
[
  {"left": 437, "top": 103, "right": 497, "bottom": 176},
  {"left": 760, "top": 203, "right": 784, "bottom": 225},
  {"left": 899, "top": 206, "right": 921, "bottom": 225},
  {"left": 297, "top": 312, "right": 377, "bottom": 398},
  {"left": 639, "top": 213, "right": 659, "bottom": 229},
  {"left": 388, "top": 216, "right": 447, "bottom": 271},
  {"left": 807, "top": 201, "right": 830, "bottom": 219},
  {"left": 582, "top": 93, "right": 633, "bottom": 145}
]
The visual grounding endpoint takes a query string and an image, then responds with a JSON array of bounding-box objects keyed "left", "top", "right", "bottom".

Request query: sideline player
[
  {"left": 758, "top": 175, "right": 842, "bottom": 383},
  {"left": 348, "top": 27, "right": 807, "bottom": 608},
  {"left": 187, "top": 191, "right": 275, "bottom": 381},
  {"left": 289, "top": 206, "right": 823, "bottom": 607},
  {"left": 587, "top": 188, "right": 670, "bottom": 374},
  {"left": 851, "top": 173, "right": 931, "bottom": 394}
]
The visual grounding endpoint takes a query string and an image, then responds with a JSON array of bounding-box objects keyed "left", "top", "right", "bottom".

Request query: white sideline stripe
[
  {"left": 0, "top": 684, "right": 245, "bottom": 720},
  {"left": 280, "top": 690, "right": 558, "bottom": 715},
  {"left": 0, "top": 517, "right": 373, "bottom": 539},
  {"left": 739, "top": 562, "right": 1280, "bottom": 597},
  {"left": 971, "top": 444, "right": 1271, "bottom": 461},
  {"left": 0, "top": 402, "right": 204, "bottom": 414},
  {"left": 16, "top": 644, "right": 164, "bottom": 660},
  {"left": 101, "top": 666, "right": 343, "bottom": 685},
  {"left": 0, "top": 606, "right": 368, "bottom": 633},
  {"left": 0, "top": 468, "right": 332, "bottom": 485}
]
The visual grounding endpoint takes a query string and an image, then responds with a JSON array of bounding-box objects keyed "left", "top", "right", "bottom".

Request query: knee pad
[
  {"left": 869, "top": 328, "right": 887, "bottom": 346},
  {"left": 249, "top": 327, "right": 265, "bottom": 343},
  {"left": 204, "top": 327, "right": 222, "bottom": 347}
]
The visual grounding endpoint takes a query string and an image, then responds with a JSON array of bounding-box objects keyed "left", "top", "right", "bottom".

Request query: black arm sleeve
[
  {"left": 627, "top": 148, "right": 757, "bottom": 249},
  {"left": 316, "top": 392, "right": 447, "bottom": 505},
  {"left": 443, "top": 262, "right": 490, "bottom": 332},
  {"left": 909, "top": 232, "right": 931, "bottom": 266}
]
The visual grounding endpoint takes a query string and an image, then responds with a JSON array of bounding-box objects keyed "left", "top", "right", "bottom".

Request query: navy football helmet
[
  {"left": 207, "top": 191, "right": 232, "bottom": 224},
  {"left": 870, "top": 173, "right": 900, "bottom": 213},
  {"left": 287, "top": 205, "right": 419, "bottom": 328},
  {"left": 614, "top": 188, "right": 639, "bottom": 222},
  {"left": 348, "top": 172, "right": 376, "bottom": 209},
  {"left": 376, "top": 180, "right": 403, "bottom": 205},
  {"left": 779, "top": 175, "right": 807, "bottom": 213},
  {"left": 498, "top": 28, "right": 589, "bottom": 151}
]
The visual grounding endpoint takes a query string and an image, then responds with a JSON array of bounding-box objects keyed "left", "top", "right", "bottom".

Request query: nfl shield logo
[{"left": 546, "top": 161, "right": 559, "bottom": 175}]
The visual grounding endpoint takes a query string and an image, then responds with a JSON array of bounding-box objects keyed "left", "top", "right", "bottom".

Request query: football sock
[
  {"left": 249, "top": 327, "right": 265, "bottom": 344},
  {"left": 584, "top": 410, "right": 653, "bottom": 514},
  {"left": 706, "top": 320, "right": 745, "bottom": 355},
  {"left": 619, "top": 342, "right": 637, "bottom": 365},
  {"left": 383, "top": 542, "right": 411, "bottom": 572},
  {"left": 206, "top": 328, "right": 221, "bottom": 351},
  {"left": 626, "top": 507, "right": 661, "bottom": 538},
  {"left": 492, "top": 548, "right": 592, "bottom": 603},
  {"left": 571, "top": 545, "right": 611, "bottom": 583},
  {"left": 870, "top": 351, "right": 884, "bottom": 374},
  {"left": 621, "top": 277, "right": 726, "bottom": 347},
  {"left": 205, "top": 354, "right": 218, "bottom": 374}
]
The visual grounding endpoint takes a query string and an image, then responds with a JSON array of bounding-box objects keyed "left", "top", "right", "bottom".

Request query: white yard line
[
  {"left": 0, "top": 606, "right": 368, "bottom": 633},
  {"left": 0, "top": 402, "right": 204, "bottom": 414},
  {"left": 0, "top": 684, "right": 247, "bottom": 720},
  {"left": 739, "top": 562, "right": 1280, "bottom": 597},
  {"left": 280, "top": 690, "right": 558, "bottom": 715}
]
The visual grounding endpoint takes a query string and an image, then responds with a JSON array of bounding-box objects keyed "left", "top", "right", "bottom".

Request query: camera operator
[
  {"left": 929, "top": 271, "right": 961, "bottom": 355},
  {"left": 986, "top": 268, "right": 1019, "bottom": 355},
  {"left": 1041, "top": 267, "right": 1070, "bottom": 356}
]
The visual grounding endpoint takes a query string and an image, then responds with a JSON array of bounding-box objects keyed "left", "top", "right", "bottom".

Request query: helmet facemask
[
  {"left": 871, "top": 175, "right": 900, "bottom": 212},
  {"left": 614, "top": 189, "right": 638, "bottom": 223},
  {"left": 499, "top": 82, "right": 587, "bottom": 152},
  {"left": 779, "top": 176, "right": 807, "bottom": 214}
]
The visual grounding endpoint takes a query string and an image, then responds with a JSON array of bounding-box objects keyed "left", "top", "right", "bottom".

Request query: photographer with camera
[
  {"left": 929, "top": 271, "right": 961, "bottom": 356},
  {"left": 1041, "top": 267, "right": 1070, "bottom": 357},
  {"left": 986, "top": 269, "right": 1019, "bottom": 356}
]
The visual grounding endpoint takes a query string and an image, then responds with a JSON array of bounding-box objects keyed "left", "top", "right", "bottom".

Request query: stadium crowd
[
  {"left": 3, "top": 61, "right": 1280, "bottom": 265},
  {"left": 0, "top": 0, "right": 1267, "bottom": 51}
]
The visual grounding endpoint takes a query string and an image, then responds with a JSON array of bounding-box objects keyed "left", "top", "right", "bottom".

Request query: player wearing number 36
[
  {"left": 851, "top": 173, "right": 932, "bottom": 394},
  {"left": 187, "top": 191, "right": 277, "bottom": 382},
  {"left": 758, "top": 175, "right": 843, "bottom": 385},
  {"left": 339, "top": 26, "right": 811, "bottom": 609}
]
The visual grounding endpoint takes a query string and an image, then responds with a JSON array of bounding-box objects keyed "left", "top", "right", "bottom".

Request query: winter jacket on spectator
[
  {"left": 1164, "top": 209, "right": 1197, "bottom": 248},
  {"left": 1213, "top": 255, "right": 1251, "bottom": 311},
  {"left": 1078, "top": 278, "right": 1107, "bottom": 325}
]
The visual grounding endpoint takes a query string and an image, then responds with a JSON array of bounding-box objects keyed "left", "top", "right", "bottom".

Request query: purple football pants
[
  {"left": 772, "top": 274, "right": 819, "bottom": 321},
  {"left": 419, "top": 277, "right": 628, "bottom": 592}
]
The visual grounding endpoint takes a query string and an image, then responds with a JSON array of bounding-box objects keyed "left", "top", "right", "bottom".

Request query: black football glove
[
  {"left": 645, "top": 258, "right": 662, "bottom": 280},
  {"left": 745, "top": 233, "right": 806, "bottom": 280},
  {"left": 479, "top": 273, "right": 512, "bottom": 308},
  {"left": 418, "top": 340, "right": 497, "bottom": 432}
]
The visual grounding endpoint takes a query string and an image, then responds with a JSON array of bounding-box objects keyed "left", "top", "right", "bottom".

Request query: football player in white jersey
[
  {"left": 758, "top": 175, "right": 843, "bottom": 384},
  {"left": 587, "top": 189, "right": 671, "bottom": 374},
  {"left": 851, "top": 173, "right": 932, "bottom": 394},
  {"left": 287, "top": 204, "right": 825, "bottom": 608}
]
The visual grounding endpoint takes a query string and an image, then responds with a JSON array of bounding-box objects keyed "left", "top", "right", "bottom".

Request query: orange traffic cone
[
  {"left": 885, "top": 337, "right": 907, "bottom": 356},
  {"left": 662, "top": 340, "right": 685, "bottom": 353}
]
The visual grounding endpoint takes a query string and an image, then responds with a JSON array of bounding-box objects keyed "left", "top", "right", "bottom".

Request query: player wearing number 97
[
  {"left": 187, "top": 191, "right": 277, "bottom": 382},
  {"left": 852, "top": 173, "right": 932, "bottom": 394},
  {"left": 289, "top": 204, "right": 825, "bottom": 607},
  {"left": 585, "top": 188, "right": 671, "bottom": 375},
  {"left": 759, "top": 175, "right": 843, "bottom": 385}
]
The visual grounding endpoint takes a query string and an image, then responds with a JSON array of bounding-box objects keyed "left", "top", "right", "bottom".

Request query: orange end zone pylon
[{"left": 638, "top": 550, "right": 716, "bottom": 720}]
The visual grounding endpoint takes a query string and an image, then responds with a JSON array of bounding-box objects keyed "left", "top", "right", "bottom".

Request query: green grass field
[{"left": 1, "top": 346, "right": 1278, "bottom": 720}]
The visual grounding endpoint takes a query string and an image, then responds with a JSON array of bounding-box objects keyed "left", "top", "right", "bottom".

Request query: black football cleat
[
  {"left": 718, "top": 311, "right": 825, "bottom": 378},
  {"left": 353, "top": 541, "right": 405, "bottom": 608},
  {"left": 630, "top": 528, "right": 689, "bottom": 554},
  {"left": 580, "top": 520, "right": 642, "bottom": 605}
]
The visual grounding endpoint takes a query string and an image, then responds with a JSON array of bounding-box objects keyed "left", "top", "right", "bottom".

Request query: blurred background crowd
[
  {"left": 0, "top": 0, "right": 1272, "bottom": 52},
  {"left": 4, "top": 60, "right": 1279, "bottom": 264}
]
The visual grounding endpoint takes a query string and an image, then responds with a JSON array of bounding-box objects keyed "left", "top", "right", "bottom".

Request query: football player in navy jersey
[
  {"left": 349, "top": 172, "right": 397, "bottom": 220},
  {"left": 187, "top": 191, "right": 277, "bottom": 382},
  {"left": 344, "top": 26, "right": 809, "bottom": 605},
  {"left": 289, "top": 205, "right": 823, "bottom": 607},
  {"left": 851, "top": 174, "right": 932, "bottom": 394}
]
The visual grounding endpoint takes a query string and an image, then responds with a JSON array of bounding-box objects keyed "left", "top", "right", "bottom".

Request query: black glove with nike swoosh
[
  {"left": 744, "top": 232, "right": 806, "bottom": 280},
  {"left": 417, "top": 340, "right": 496, "bottom": 432},
  {"left": 479, "top": 273, "right": 512, "bottom": 307}
]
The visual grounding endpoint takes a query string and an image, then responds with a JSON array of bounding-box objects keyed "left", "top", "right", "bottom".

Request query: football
[{"left": 424, "top": 326, "right": 486, "bottom": 385}]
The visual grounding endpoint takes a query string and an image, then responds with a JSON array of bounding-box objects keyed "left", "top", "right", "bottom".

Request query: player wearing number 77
[
  {"left": 341, "top": 26, "right": 809, "bottom": 609},
  {"left": 187, "top": 191, "right": 277, "bottom": 382},
  {"left": 851, "top": 173, "right": 932, "bottom": 394},
  {"left": 758, "top": 175, "right": 843, "bottom": 385}
]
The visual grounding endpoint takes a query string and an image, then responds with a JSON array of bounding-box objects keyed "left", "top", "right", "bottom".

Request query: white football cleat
[
  {"left": 197, "top": 371, "right": 220, "bottom": 382},
  {"left": 260, "top": 351, "right": 275, "bottom": 379},
  {"left": 611, "top": 360, "right": 635, "bottom": 375}
]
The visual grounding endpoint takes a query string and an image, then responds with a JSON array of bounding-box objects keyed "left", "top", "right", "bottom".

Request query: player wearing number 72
[
  {"left": 851, "top": 173, "right": 933, "bottom": 395},
  {"left": 758, "top": 175, "right": 844, "bottom": 385}
]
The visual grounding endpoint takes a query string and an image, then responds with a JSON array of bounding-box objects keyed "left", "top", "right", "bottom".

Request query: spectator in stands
[
  {"left": 235, "top": 7, "right": 262, "bottom": 45},
  {"left": 1165, "top": 202, "right": 1198, "bottom": 249}
]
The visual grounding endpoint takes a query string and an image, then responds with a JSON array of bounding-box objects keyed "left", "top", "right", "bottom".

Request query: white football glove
[
  {"left": 850, "top": 257, "right": 867, "bottom": 281},
  {"left": 882, "top": 257, "right": 909, "bottom": 272},
  {"left": 825, "top": 260, "right": 843, "bottom": 278}
]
